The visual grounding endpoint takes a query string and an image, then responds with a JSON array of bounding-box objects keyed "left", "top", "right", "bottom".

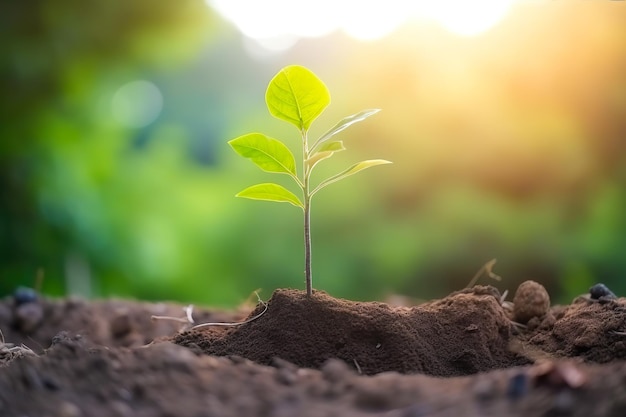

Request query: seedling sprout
[{"left": 229, "top": 65, "right": 391, "bottom": 296}]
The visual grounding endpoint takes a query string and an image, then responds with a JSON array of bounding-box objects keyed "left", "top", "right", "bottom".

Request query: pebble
[
  {"left": 13, "top": 286, "right": 38, "bottom": 305},
  {"left": 512, "top": 280, "right": 551, "bottom": 324},
  {"left": 506, "top": 373, "right": 529, "bottom": 400},
  {"left": 589, "top": 283, "right": 617, "bottom": 300}
]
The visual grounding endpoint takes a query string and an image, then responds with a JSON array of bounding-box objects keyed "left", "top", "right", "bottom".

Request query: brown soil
[{"left": 1, "top": 284, "right": 626, "bottom": 416}]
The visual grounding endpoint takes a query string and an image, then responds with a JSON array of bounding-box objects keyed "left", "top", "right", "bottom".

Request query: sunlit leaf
[
  {"left": 312, "top": 159, "right": 392, "bottom": 196},
  {"left": 317, "top": 141, "right": 345, "bottom": 153},
  {"left": 265, "top": 65, "right": 330, "bottom": 131},
  {"left": 229, "top": 133, "right": 297, "bottom": 176},
  {"left": 306, "top": 141, "right": 345, "bottom": 171},
  {"left": 236, "top": 183, "right": 303, "bottom": 208},
  {"left": 311, "top": 109, "right": 380, "bottom": 151}
]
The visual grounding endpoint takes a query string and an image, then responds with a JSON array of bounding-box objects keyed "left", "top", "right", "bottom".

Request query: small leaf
[
  {"left": 229, "top": 133, "right": 297, "bottom": 176},
  {"left": 265, "top": 65, "right": 331, "bottom": 131},
  {"left": 317, "top": 141, "right": 345, "bottom": 153},
  {"left": 306, "top": 141, "right": 345, "bottom": 171},
  {"left": 236, "top": 183, "right": 304, "bottom": 208},
  {"left": 312, "top": 159, "right": 392, "bottom": 196},
  {"left": 311, "top": 109, "right": 380, "bottom": 151}
]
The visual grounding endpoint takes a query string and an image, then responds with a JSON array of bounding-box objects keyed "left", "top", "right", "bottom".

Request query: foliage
[
  {"left": 229, "top": 65, "right": 390, "bottom": 295},
  {"left": 0, "top": 0, "right": 215, "bottom": 297}
]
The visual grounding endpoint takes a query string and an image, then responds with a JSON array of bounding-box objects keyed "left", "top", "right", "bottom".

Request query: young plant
[{"left": 229, "top": 65, "right": 390, "bottom": 297}]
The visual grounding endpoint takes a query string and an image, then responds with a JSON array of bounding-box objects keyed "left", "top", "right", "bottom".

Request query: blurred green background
[{"left": 2, "top": 1, "right": 625, "bottom": 307}]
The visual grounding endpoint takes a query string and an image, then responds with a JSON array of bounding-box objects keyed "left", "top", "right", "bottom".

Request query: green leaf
[
  {"left": 312, "top": 159, "right": 392, "bottom": 196},
  {"left": 306, "top": 141, "right": 345, "bottom": 171},
  {"left": 265, "top": 65, "right": 331, "bottom": 131},
  {"left": 236, "top": 183, "right": 304, "bottom": 208},
  {"left": 229, "top": 133, "right": 297, "bottom": 176},
  {"left": 317, "top": 141, "right": 346, "bottom": 153},
  {"left": 311, "top": 109, "right": 380, "bottom": 151}
]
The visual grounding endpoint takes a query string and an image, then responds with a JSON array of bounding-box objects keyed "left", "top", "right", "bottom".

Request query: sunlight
[
  {"left": 208, "top": 0, "right": 514, "bottom": 51},
  {"left": 417, "top": 0, "right": 514, "bottom": 37}
]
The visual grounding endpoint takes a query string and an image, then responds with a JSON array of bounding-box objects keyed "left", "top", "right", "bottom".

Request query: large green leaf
[
  {"left": 229, "top": 133, "right": 297, "bottom": 177},
  {"left": 265, "top": 65, "right": 330, "bottom": 131},
  {"left": 312, "top": 109, "right": 380, "bottom": 151},
  {"left": 236, "top": 183, "right": 303, "bottom": 208},
  {"left": 312, "top": 159, "right": 392, "bottom": 196}
]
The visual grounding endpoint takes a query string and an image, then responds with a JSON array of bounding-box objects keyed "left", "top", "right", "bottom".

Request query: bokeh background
[{"left": 2, "top": 1, "right": 625, "bottom": 307}]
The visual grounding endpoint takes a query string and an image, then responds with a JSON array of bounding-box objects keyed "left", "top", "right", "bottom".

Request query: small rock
[
  {"left": 512, "top": 280, "right": 550, "bottom": 324},
  {"left": 506, "top": 372, "right": 529, "bottom": 400},
  {"left": 589, "top": 283, "right": 616, "bottom": 300},
  {"left": 13, "top": 286, "right": 38, "bottom": 306}
]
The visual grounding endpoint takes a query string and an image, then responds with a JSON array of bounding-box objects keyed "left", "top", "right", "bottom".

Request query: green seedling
[{"left": 229, "top": 65, "right": 391, "bottom": 296}]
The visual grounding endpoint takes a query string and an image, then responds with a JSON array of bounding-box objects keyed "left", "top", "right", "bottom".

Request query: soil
[{"left": 1, "top": 283, "right": 626, "bottom": 416}]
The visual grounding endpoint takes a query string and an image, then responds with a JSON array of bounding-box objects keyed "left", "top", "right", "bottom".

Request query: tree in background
[{"left": 0, "top": 0, "right": 215, "bottom": 295}]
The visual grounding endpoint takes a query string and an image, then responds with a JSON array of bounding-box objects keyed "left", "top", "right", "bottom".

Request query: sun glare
[
  {"left": 417, "top": 0, "right": 514, "bottom": 37},
  {"left": 208, "top": 0, "right": 514, "bottom": 51}
]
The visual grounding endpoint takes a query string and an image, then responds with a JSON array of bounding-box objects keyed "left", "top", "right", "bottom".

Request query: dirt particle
[
  {"left": 57, "top": 401, "right": 82, "bottom": 417},
  {"left": 548, "top": 390, "right": 575, "bottom": 416},
  {"left": 353, "top": 381, "right": 394, "bottom": 411},
  {"left": 512, "top": 280, "right": 550, "bottom": 324},
  {"left": 474, "top": 378, "right": 497, "bottom": 401},
  {"left": 13, "top": 302, "right": 44, "bottom": 333},
  {"left": 276, "top": 367, "right": 298, "bottom": 385},
  {"left": 109, "top": 400, "right": 134, "bottom": 417},
  {"left": 110, "top": 312, "right": 132, "bottom": 338},
  {"left": 321, "top": 359, "right": 352, "bottom": 382}
]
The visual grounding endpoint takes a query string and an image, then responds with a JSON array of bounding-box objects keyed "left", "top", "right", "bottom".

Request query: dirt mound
[
  {"left": 516, "top": 296, "right": 626, "bottom": 363},
  {"left": 0, "top": 294, "right": 243, "bottom": 352},
  {"left": 174, "top": 286, "right": 530, "bottom": 376}
]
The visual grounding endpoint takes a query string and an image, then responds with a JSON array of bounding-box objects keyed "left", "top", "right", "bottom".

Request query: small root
[
  {"left": 352, "top": 359, "right": 362, "bottom": 375},
  {"left": 151, "top": 304, "right": 196, "bottom": 324},
  {"left": 0, "top": 328, "right": 38, "bottom": 366},
  {"left": 191, "top": 292, "right": 268, "bottom": 330},
  {"left": 511, "top": 321, "right": 528, "bottom": 330},
  {"left": 151, "top": 292, "right": 269, "bottom": 331},
  {"left": 466, "top": 259, "right": 502, "bottom": 288},
  {"left": 500, "top": 289, "right": 509, "bottom": 305}
]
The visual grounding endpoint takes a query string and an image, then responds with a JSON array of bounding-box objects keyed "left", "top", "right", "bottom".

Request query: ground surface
[{"left": 1, "top": 284, "right": 626, "bottom": 416}]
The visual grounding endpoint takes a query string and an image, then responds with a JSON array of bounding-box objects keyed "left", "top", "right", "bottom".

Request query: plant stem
[
  {"left": 304, "top": 198, "right": 312, "bottom": 296},
  {"left": 302, "top": 129, "right": 312, "bottom": 297}
]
